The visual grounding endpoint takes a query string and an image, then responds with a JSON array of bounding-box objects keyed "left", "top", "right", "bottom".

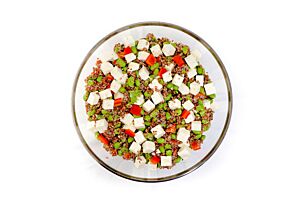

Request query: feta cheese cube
[
  {"left": 114, "top": 92, "right": 124, "bottom": 99},
  {"left": 191, "top": 49, "right": 201, "bottom": 62},
  {"left": 129, "top": 142, "right": 141, "bottom": 154},
  {"left": 187, "top": 68, "right": 197, "bottom": 79},
  {"left": 160, "top": 156, "right": 172, "bottom": 167},
  {"left": 172, "top": 74, "right": 184, "bottom": 87},
  {"left": 111, "top": 67, "right": 123, "bottom": 80},
  {"left": 142, "top": 100, "right": 155, "bottom": 113},
  {"left": 117, "top": 74, "right": 128, "bottom": 84},
  {"left": 162, "top": 44, "right": 176, "bottom": 56},
  {"left": 190, "top": 81, "right": 201, "bottom": 95},
  {"left": 151, "top": 91, "right": 164, "bottom": 105},
  {"left": 196, "top": 75, "right": 204, "bottom": 86},
  {"left": 123, "top": 35, "right": 135, "bottom": 47},
  {"left": 135, "top": 94, "right": 144, "bottom": 105},
  {"left": 99, "top": 51, "right": 118, "bottom": 62},
  {"left": 102, "top": 99, "right": 114, "bottom": 110},
  {"left": 128, "top": 62, "right": 140, "bottom": 72},
  {"left": 149, "top": 79, "right": 162, "bottom": 91},
  {"left": 138, "top": 51, "right": 150, "bottom": 61},
  {"left": 95, "top": 119, "right": 108, "bottom": 133},
  {"left": 134, "top": 117, "right": 145, "bottom": 129},
  {"left": 183, "top": 100, "right": 194, "bottom": 110},
  {"left": 168, "top": 99, "right": 181, "bottom": 110},
  {"left": 178, "top": 146, "right": 191, "bottom": 160},
  {"left": 150, "top": 44, "right": 162, "bottom": 57},
  {"left": 99, "top": 89, "right": 112, "bottom": 100},
  {"left": 134, "top": 156, "right": 146, "bottom": 168},
  {"left": 162, "top": 71, "right": 172, "bottom": 82},
  {"left": 142, "top": 141, "right": 155, "bottom": 153},
  {"left": 179, "top": 83, "right": 189, "bottom": 95},
  {"left": 165, "top": 63, "right": 174, "bottom": 71},
  {"left": 123, "top": 124, "right": 136, "bottom": 132},
  {"left": 87, "top": 92, "right": 100, "bottom": 105},
  {"left": 139, "top": 66, "right": 150, "bottom": 80},
  {"left": 204, "top": 83, "right": 216, "bottom": 95},
  {"left": 151, "top": 125, "right": 165, "bottom": 138},
  {"left": 185, "top": 111, "right": 195, "bottom": 123},
  {"left": 110, "top": 80, "right": 121, "bottom": 93},
  {"left": 191, "top": 121, "right": 202, "bottom": 132},
  {"left": 177, "top": 128, "right": 190, "bottom": 143},
  {"left": 137, "top": 39, "right": 149, "bottom": 50},
  {"left": 203, "top": 99, "right": 211, "bottom": 109},
  {"left": 125, "top": 53, "right": 136, "bottom": 63},
  {"left": 134, "top": 131, "right": 146, "bottom": 144},
  {"left": 120, "top": 113, "right": 134, "bottom": 125},
  {"left": 100, "top": 62, "right": 113, "bottom": 75},
  {"left": 185, "top": 55, "right": 198, "bottom": 68}
]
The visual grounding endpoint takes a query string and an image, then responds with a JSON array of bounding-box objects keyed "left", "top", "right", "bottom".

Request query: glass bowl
[{"left": 72, "top": 22, "right": 233, "bottom": 182}]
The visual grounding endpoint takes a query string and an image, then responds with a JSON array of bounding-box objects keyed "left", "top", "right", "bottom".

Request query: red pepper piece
[
  {"left": 181, "top": 109, "right": 190, "bottom": 119},
  {"left": 114, "top": 98, "right": 122, "bottom": 107},
  {"left": 124, "top": 129, "right": 135, "bottom": 137},
  {"left": 150, "top": 156, "right": 160, "bottom": 164},
  {"left": 97, "top": 134, "right": 109, "bottom": 145},
  {"left": 123, "top": 47, "right": 132, "bottom": 55},
  {"left": 158, "top": 67, "right": 168, "bottom": 78},
  {"left": 130, "top": 104, "right": 142, "bottom": 116},
  {"left": 173, "top": 55, "right": 185, "bottom": 67},
  {"left": 145, "top": 54, "right": 156, "bottom": 66},
  {"left": 190, "top": 141, "right": 201, "bottom": 150},
  {"left": 106, "top": 74, "right": 114, "bottom": 81}
]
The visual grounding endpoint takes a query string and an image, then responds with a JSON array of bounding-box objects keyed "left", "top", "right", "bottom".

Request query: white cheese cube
[
  {"left": 134, "top": 131, "right": 146, "bottom": 144},
  {"left": 191, "top": 121, "right": 202, "bottom": 132},
  {"left": 162, "top": 44, "right": 176, "bottom": 56},
  {"left": 110, "top": 80, "right": 121, "bottom": 93},
  {"left": 102, "top": 99, "right": 114, "bottom": 110},
  {"left": 185, "top": 55, "right": 198, "bottom": 68},
  {"left": 165, "top": 63, "right": 174, "bottom": 71},
  {"left": 111, "top": 67, "right": 123, "bottom": 80},
  {"left": 183, "top": 100, "right": 194, "bottom": 110},
  {"left": 129, "top": 142, "right": 141, "bottom": 154},
  {"left": 120, "top": 113, "right": 134, "bottom": 125},
  {"left": 150, "top": 44, "right": 162, "bottom": 57},
  {"left": 151, "top": 91, "right": 164, "bottom": 105},
  {"left": 160, "top": 156, "right": 172, "bottom": 167},
  {"left": 139, "top": 66, "right": 150, "bottom": 80},
  {"left": 137, "top": 39, "right": 149, "bottom": 50},
  {"left": 204, "top": 83, "right": 216, "bottom": 95},
  {"left": 190, "top": 81, "right": 201, "bottom": 95},
  {"left": 138, "top": 51, "right": 150, "bottom": 61},
  {"left": 151, "top": 125, "right": 165, "bottom": 138},
  {"left": 172, "top": 74, "right": 184, "bottom": 87},
  {"left": 168, "top": 99, "right": 181, "bottom": 110},
  {"left": 148, "top": 163, "right": 157, "bottom": 170},
  {"left": 196, "top": 75, "right": 204, "bottom": 86},
  {"left": 99, "top": 89, "right": 112, "bottom": 100},
  {"left": 114, "top": 92, "right": 124, "bottom": 99},
  {"left": 128, "top": 62, "right": 140, "bottom": 72},
  {"left": 123, "top": 124, "right": 136, "bottom": 132},
  {"left": 95, "top": 119, "right": 108, "bottom": 133},
  {"left": 142, "top": 141, "right": 155, "bottom": 153},
  {"left": 100, "top": 62, "right": 114, "bottom": 75},
  {"left": 123, "top": 35, "right": 135, "bottom": 47},
  {"left": 203, "top": 99, "right": 211, "bottom": 109},
  {"left": 135, "top": 94, "right": 144, "bottom": 105},
  {"left": 99, "top": 51, "right": 118, "bottom": 62},
  {"left": 134, "top": 117, "right": 145, "bottom": 129},
  {"left": 178, "top": 146, "right": 191, "bottom": 160},
  {"left": 149, "top": 79, "right": 162, "bottom": 91},
  {"left": 177, "top": 128, "right": 190, "bottom": 143},
  {"left": 117, "top": 74, "right": 128, "bottom": 85},
  {"left": 191, "top": 49, "right": 201, "bottom": 62},
  {"left": 187, "top": 68, "right": 197, "bottom": 79},
  {"left": 134, "top": 156, "right": 146, "bottom": 168},
  {"left": 162, "top": 71, "right": 172, "bottom": 82},
  {"left": 156, "top": 149, "right": 161, "bottom": 154},
  {"left": 179, "top": 83, "right": 189, "bottom": 95},
  {"left": 125, "top": 53, "right": 136, "bottom": 63},
  {"left": 185, "top": 111, "right": 195, "bottom": 123},
  {"left": 87, "top": 92, "right": 100, "bottom": 105},
  {"left": 142, "top": 100, "right": 155, "bottom": 113}
]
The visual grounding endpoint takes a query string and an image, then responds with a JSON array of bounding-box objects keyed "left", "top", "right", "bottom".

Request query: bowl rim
[{"left": 72, "top": 21, "right": 233, "bottom": 182}]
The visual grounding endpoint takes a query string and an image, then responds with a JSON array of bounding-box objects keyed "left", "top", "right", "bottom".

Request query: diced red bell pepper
[
  {"left": 123, "top": 152, "right": 132, "bottom": 160},
  {"left": 190, "top": 141, "right": 201, "bottom": 150},
  {"left": 130, "top": 104, "right": 142, "bottom": 116},
  {"left": 112, "top": 60, "right": 117, "bottom": 65},
  {"left": 166, "top": 124, "right": 176, "bottom": 133},
  {"left": 106, "top": 74, "right": 114, "bottom": 81},
  {"left": 124, "top": 129, "right": 135, "bottom": 137},
  {"left": 158, "top": 67, "right": 168, "bottom": 78},
  {"left": 97, "top": 134, "right": 109, "bottom": 145},
  {"left": 173, "top": 55, "right": 185, "bottom": 67},
  {"left": 114, "top": 98, "right": 122, "bottom": 107},
  {"left": 150, "top": 155, "right": 160, "bottom": 164},
  {"left": 181, "top": 109, "right": 190, "bottom": 119},
  {"left": 123, "top": 47, "right": 132, "bottom": 55},
  {"left": 118, "top": 52, "right": 125, "bottom": 59},
  {"left": 145, "top": 54, "right": 156, "bottom": 66}
]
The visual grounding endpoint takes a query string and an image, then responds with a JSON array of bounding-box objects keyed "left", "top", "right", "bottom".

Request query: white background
[{"left": 0, "top": 0, "right": 299, "bottom": 199}]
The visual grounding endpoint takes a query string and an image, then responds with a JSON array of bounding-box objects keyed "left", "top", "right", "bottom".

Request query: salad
[{"left": 83, "top": 33, "right": 216, "bottom": 169}]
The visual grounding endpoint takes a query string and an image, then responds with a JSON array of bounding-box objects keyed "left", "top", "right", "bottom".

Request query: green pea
[
  {"left": 114, "top": 129, "right": 120, "bottom": 135},
  {"left": 144, "top": 91, "right": 151, "bottom": 98},
  {"left": 153, "top": 68, "right": 159, "bottom": 76},
  {"left": 165, "top": 143, "right": 172, "bottom": 150},
  {"left": 193, "top": 131, "right": 202, "bottom": 135},
  {"left": 131, "top": 46, "right": 138, "bottom": 54},
  {"left": 121, "top": 147, "right": 128, "bottom": 153},
  {"left": 146, "top": 133, "right": 154, "bottom": 140},
  {"left": 116, "top": 58, "right": 126, "bottom": 68},
  {"left": 171, "top": 43, "right": 176, "bottom": 47},
  {"left": 140, "top": 109, "right": 144, "bottom": 115},
  {"left": 166, "top": 150, "right": 172, "bottom": 156},
  {"left": 167, "top": 83, "right": 174, "bottom": 89},
  {"left": 195, "top": 134, "right": 202, "bottom": 139},
  {"left": 119, "top": 87, "right": 126, "bottom": 93},
  {"left": 201, "top": 135, "right": 206, "bottom": 140},
  {"left": 144, "top": 115, "right": 151, "bottom": 121},
  {"left": 135, "top": 79, "right": 141, "bottom": 87},
  {"left": 171, "top": 134, "right": 176, "bottom": 139},
  {"left": 197, "top": 66, "right": 204, "bottom": 75},
  {"left": 144, "top": 80, "right": 149, "bottom": 86},
  {"left": 150, "top": 63, "right": 159, "bottom": 70},
  {"left": 118, "top": 150, "right": 123, "bottom": 156},
  {"left": 200, "top": 86, "right": 205, "bottom": 94},
  {"left": 145, "top": 121, "right": 151, "bottom": 126},
  {"left": 196, "top": 101, "right": 204, "bottom": 112},
  {"left": 115, "top": 122, "right": 121, "bottom": 128},
  {"left": 163, "top": 103, "right": 168, "bottom": 110},
  {"left": 173, "top": 85, "right": 179, "bottom": 91},
  {"left": 113, "top": 142, "right": 121, "bottom": 149},
  {"left": 96, "top": 76, "right": 103, "bottom": 82},
  {"left": 182, "top": 46, "right": 189, "bottom": 54},
  {"left": 87, "top": 80, "right": 94, "bottom": 86},
  {"left": 200, "top": 110, "right": 206, "bottom": 117},
  {"left": 149, "top": 74, "right": 156, "bottom": 80},
  {"left": 96, "top": 114, "right": 104, "bottom": 120},
  {"left": 157, "top": 138, "right": 165, "bottom": 144},
  {"left": 101, "top": 110, "right": 109, "bottom": 115},
  {"left": 174, "top": 157, "right": 182, "bottom": 163},
  {"left": 165, "top": 112, "right": 171, "bottom": 120},
  {"left": 209, "top": 94, "right": 216, "bottom": 99},
  {"left": 164, "top": 93, "right": 172, "bottom": 101},
  {"left": 83, "top": 92, "right": 89, "bottom": 101},
  {"left": 159, "top": 146, "right": 165, "bottom": 154},
  {"left": 127, "top": 137, "right": 134, "bottom": 143},
  {"left": 87, "top": 110, "right": 95, "bottom": 116},
  {"left": 144, "top": 153, "right": 151, "bottom": 160},
  {"left": 126, "top": 77, "right": 135, "bottom": 87},
  {"left": 150, "top": 110, "right": 158, "bottom": 118},
  {"left": 114, "top": 46, "right": 120, "bottom": 53},
  {"left": 157, "top": 103, "right": 164, "bottom": 110},
  {"left": 175, "top": 109, "right": 182, "bottom": 116},
  {"left": 107, "top": 115, "right": 113, "bottom": 121},
  {"left": 202, "top": 119, "right": 209, "bottom": 124},
  {"left": 135, "top": 71, "right": 139, "bottom": 77},
  {"left": 203, "top": 125, "right": 210, "bottom": 132},
  {"left": 94, "top": 132, "right": 99, "bottom": 138},
  {"left": 139, "top": 128, "right": 145, "bottom": 132}
]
